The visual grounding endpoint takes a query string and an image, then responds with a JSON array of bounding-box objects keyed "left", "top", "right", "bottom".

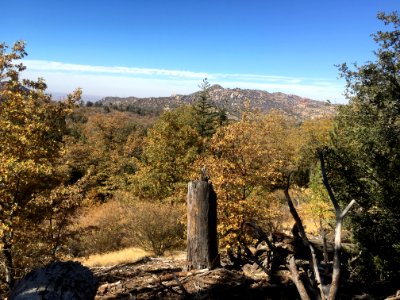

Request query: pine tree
[{"left": 192, "top": 78, "right": 224, "bottom": 139}]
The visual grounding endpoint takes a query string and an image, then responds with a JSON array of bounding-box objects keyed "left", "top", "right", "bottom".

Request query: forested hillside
[{"left": 1, "top": 12, "right": 399, "bottom": 300}]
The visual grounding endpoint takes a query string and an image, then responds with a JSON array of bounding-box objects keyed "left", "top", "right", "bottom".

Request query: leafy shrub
[
  {"left": 126, "top": 201, "right": 186, "bottom": 256},
  {"left": 70, "top": 200, "right": 128, "bottom": 257},
  {"left": 70, "top": 199, "right": 185, "bottom": 257}
]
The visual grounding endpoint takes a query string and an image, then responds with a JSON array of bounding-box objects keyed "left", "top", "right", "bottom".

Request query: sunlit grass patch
[{"left": 80, "top": 247, "right": 149, "bottom": 267}]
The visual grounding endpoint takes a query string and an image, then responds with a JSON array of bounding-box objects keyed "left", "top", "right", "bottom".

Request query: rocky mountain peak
[
  {"left": 100, "top": 85, "right": 336, "bottom": 120},
  {"left": 208, "top": 84, "right": 224, "bottom": 91}
]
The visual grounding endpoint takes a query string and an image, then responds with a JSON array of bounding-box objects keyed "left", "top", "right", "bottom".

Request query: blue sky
[{"left": 1, "top": 1, "right": 398, "bottom": 102}]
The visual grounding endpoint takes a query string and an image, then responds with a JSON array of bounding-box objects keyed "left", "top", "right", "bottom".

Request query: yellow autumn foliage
[
  {"left": 0, "top": 41, "right": 81, "bottom": 288},
  {"left": 200, "top": 111, "right": 297, "bottom": 248}
]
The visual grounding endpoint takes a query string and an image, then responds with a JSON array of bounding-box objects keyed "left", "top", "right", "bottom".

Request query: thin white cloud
[
  {"left": 24, "top": 60, "right": 208, "bottom": 79},
  {"left": 21, "top": 59, "right": 346, "bottom": 103}
]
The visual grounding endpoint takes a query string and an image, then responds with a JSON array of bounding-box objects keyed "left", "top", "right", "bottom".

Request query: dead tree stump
[{"left": 187, "top": 179, "right": 219, "bottom": 270}]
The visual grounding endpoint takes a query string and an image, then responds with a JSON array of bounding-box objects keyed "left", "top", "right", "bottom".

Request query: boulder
[{"left": 9, "top": 261, "right": 98, "bottom": 300}]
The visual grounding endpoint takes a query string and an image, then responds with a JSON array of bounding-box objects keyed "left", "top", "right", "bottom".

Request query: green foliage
[
  {"left": 327, "top": 12, "right": 400, "bottom": 282},
  {"left": 132, "top": 105, "right": 202, "bottom": 200},
  {"left": 11, "top": 182, "right": 85, "bottom": 271},
  {"left": 192, "top": 78, "right": 226, "bottom": 139},
  {"left": 295, "top": 118, "right": 333, "bottom": 182},
  {"left": 64, "top": 110, "right": 146, "bottom": 201},
  {"left": 130, "top": 80, "right": 229, "bottom": 202}
]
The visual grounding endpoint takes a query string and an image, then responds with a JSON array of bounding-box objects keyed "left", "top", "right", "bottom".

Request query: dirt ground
[
  {"left": 92, "top": 254, "right": 298, "bottom": 300},
  {"left": 92, "top": 254, "right": 400, "bottom": 300},
  {"left": 4, "top": 252, "right": 399, "bottom": 299}
]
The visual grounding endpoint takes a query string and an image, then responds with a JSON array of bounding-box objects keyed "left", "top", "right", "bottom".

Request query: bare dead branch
[
  {"left": 284, "top": 175, "right": 309, "bottom": 246},
  {"left": 172, "top": 273, "right": 190, "bottom": 297},
  {"left": 319, "top": 150, "right": 340, "bottom": 214},
  {"left": 287, "top": 256, "right": 311, "bottom": 300},
  {"left": 243, "top": 221, "right": 276, "bottom": 251},
  {"left": 318, "top": 151, "right": 356, "bottom": 300},
  {"left": 341, "top": 199, "right": 356, "bottom": 219},
  {"left": 242, "top": 243, "right": 272, "bottom": 276},
  {"left": 284, "top": 175, "right": 326, "bottom": 300}
]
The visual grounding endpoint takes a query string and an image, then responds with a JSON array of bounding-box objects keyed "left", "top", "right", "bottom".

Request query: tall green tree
[
  {"left": 0, "top": 41, "right": 81, "bottom": 288},
  {"left": 192, "top": 78, "right": 225, "bottom": 139},
  {"left": 327, "top": 12, "right": 400, "bottom": 282}
]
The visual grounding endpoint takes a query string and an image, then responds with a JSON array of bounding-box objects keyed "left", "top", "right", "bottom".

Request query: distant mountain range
[{"left": 99, "top": 85, "right": 336, "bottom": 120}]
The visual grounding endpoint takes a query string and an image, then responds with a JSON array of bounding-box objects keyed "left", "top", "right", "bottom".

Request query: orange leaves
[
  {"left": 202, "top": 111, "right": 296, "bottom": 248},
  {"left": 206, "top": 111, "right": 295, "bottom": 197}
]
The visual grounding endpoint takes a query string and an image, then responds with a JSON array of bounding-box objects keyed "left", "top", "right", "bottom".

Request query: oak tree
[
  {"left": 0, "top": 41, "right": 81, "bottom": 288},
  {"left": 203, "top": 111, "right": 296, "bottom": 248},
  {"left": 327, "top": 12, "right": 400, "bottom": 283},
  {"left": 132, "top": 105, "right": 202, "bottom": 201}
]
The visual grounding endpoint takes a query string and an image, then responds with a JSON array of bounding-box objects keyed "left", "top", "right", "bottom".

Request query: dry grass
[
  {"left": 80, "top": 247, "right": 149, "bottom": 267},
  {"left": 280, "top": 209, "right": 324, "bottom": 235},
  {"left": 71, "top": 199, "right": 186, "bottom": 257}
]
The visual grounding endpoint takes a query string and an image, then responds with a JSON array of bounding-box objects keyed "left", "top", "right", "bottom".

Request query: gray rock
[{"left": 9, "top": 261, "right": 98, "bottom": 300}]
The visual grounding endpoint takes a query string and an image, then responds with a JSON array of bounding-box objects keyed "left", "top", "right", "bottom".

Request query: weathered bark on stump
[{"left": 187, "top": 180, "right": 219, "bottom": 270}]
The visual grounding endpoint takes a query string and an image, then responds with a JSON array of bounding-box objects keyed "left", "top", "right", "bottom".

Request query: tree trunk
[
  {"left": 187, "top": 180, "right": 219, "bottom": 270},
  {"left": 1, "top": 237, "right": 14, "bottom": 289}
]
